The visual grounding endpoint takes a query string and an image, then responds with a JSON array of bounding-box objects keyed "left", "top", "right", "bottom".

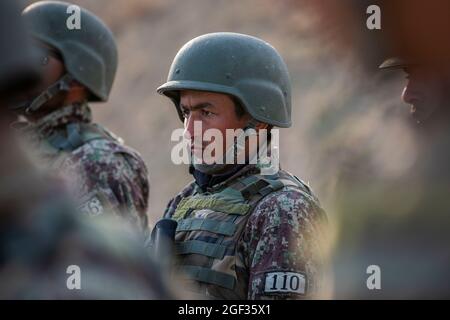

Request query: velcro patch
[{"left": 264, "top": 271, "right": 306, "bottom": 295}]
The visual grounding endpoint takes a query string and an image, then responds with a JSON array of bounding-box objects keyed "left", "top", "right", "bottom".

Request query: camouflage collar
[
  {"left": 202, "top": 164, "right": 260, "bottom": 193},
  {"left": 22, "top": 102, "right": 92, "bottom": 139},
  {"left": 215, "top": 164, "right": 259, "bottom": 189},
  {"left": 191, "top": 142, "right": 277, "bottom": 192}
]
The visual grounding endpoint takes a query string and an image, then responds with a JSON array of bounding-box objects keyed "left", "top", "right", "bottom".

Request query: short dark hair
[
  {"left": 230, "top": 95, "right": 274, "bottom": 141},
  {"left": 231, "top": 96, "right": 247, "bottom": 118}
]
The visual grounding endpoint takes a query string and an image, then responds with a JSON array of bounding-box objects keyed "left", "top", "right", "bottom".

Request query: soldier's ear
[
  {"left": 72, "top": 81, "right": 88, "bottom": 94},
  {"left": 67, "top": 80, "right": 88, "bottom": 102},
  {"left": 70, "top": 79, "right": 84, "bottom": 89}
]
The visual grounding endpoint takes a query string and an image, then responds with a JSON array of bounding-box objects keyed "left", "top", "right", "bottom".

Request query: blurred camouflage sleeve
[
  {"left": 240, "top": 187, "right": 327, "bottom": 300},
  {"left": 59, "top": 140, "right": 150, "bottom": 234},
  {"left": 0, "top": 195, "right": 174, "bottom": 299}
]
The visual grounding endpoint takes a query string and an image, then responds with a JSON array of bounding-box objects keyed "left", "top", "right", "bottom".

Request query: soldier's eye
[{"left": 202, "top": 110, "right": 213, "bottom": 117}]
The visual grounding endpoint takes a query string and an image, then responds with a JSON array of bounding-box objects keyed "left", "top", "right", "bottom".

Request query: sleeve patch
[
  {"left": 78, "top": 195, "right": 105, "bottom": 216},
  {"left": 264, "top": 272, "right": 306, "bottom": 295},
  {"left": 77, "top": 188, "right": 120, "bottom": 217}
]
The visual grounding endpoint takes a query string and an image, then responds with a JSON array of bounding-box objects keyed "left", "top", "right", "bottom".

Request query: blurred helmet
[
  {"left": 0, "top": 0, "right": 39, "bottom": 97},
  {"left": 379, "top": 57, "right": 414, "bottom": 70},
  {"left": 22, "top": 1, "right": 118, "bottom": 102},
  {"left": 157, "top": 32, "right": 292, "bottom": 128}
]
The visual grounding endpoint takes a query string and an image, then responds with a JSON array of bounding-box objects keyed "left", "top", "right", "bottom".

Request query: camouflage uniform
[
  {"left": 164, "top": 164, "right": 327, "bottom": 300},
  {"left": 18, "top": 102, "right": 150, "bottom": 235},
  {"left": 0, "top": 0, "right": 170, "bottom": 299},
  {"left": 11, "top": 2, "right": 150, "bottom": 235},
  {"left": 0, "top": 147, "right": 170, "bottom": 299},
  {"left": 157, "top": 33, "right": 328, "bottom": 300}
]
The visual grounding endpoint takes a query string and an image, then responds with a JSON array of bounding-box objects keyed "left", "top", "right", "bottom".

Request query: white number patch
[
  {"left": 264, "top": 272, "right": 306, "bottom": 295},
  {"left": 78, "top": 196, "right": 104, "bottom": 216}
]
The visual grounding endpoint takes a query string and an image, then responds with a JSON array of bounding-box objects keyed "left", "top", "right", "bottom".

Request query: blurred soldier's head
[
  {"left": 380, "top": 58, "right": 450, "bottom": 128},
  {"left": 11, "top": 1, "right": 117, "bottom": 120},
  {"left": 0, "top": 0, "right": 39, "bottom": 126},
  {"left": 158, "top": 32, "right": 291, "bottom": 174}
]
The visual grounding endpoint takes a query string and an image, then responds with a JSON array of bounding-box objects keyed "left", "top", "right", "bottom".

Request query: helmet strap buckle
[{"left": 25, "top": 73, "right": 74, "bottom": 115}]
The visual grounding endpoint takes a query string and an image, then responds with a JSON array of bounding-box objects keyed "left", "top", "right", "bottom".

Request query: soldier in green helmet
[
  {"left": 157, "top": 32, "right": 327, "bottom": 299},
  {"left": 10, "top": 1, "right": 150, "bottom": 236}
]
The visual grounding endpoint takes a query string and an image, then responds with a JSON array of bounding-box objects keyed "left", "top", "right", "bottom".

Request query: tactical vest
[{"left": 170, "top": 168, "right": 314, "bottom": 299}]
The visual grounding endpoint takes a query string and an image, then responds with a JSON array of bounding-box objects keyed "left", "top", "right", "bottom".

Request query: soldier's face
[
  {"left": 402, "top": 66, "right": 448, "bottom": 123},
  {"left": 15, "top": 45, "right": 65, "bottom": 117},
  {"left": 180, "top": 90, "right": 250, "bottom": 158}
]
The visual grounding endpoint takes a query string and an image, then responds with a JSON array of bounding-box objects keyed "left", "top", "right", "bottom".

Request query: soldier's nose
[{"left": 401, "top": 84, "right": 420, "bottom": 105}]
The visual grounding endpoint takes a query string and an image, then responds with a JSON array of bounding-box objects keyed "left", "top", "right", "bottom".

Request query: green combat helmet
[
  {"left": 157, "top": 32, "right": 292, "bottom": 128},
  {"left": 18, "top": 1, "right": 118, "bottom": 114}
]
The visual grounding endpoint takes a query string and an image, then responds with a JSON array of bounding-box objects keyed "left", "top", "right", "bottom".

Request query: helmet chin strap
[
  {"left": 9, "top": 73, "right": 73, "bottom": 115},
  {"left": 192, "top": 119, "right": 259, "bottom": 175}
]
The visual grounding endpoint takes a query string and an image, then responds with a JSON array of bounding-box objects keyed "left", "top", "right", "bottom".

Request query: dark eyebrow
[{"left": 180, "top": 102, "right": 215, "bottom": 111}]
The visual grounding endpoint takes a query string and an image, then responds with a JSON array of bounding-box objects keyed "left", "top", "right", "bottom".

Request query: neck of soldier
[
  {"left": 21, "top": 99, "right": 91, "bottom": 141},
  {"left": 191, "top": 136, "right": 272, "bottom": 191}
]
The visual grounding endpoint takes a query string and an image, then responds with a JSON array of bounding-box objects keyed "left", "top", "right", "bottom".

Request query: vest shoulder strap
[{"left": 236, "top": 171, "right": 310, "bottom": 201}]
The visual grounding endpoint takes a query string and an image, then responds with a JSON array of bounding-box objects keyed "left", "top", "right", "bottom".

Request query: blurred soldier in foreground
[
  {"left": 157, "top": 33, "right": 327, "bottom": 299},
  {"left": 0, "top": 0, "right": 172, "bottom": 299},
  {"left": 10, "top": 1, "right": 150, "bottom": 236}
]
